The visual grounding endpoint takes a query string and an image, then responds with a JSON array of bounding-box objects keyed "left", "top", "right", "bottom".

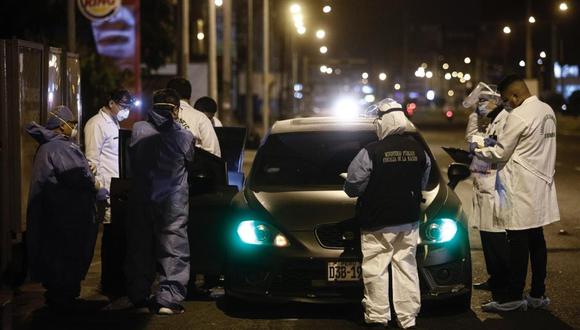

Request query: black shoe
[{"left": 473, "top": 281, "right": 490, "bottom": 291}]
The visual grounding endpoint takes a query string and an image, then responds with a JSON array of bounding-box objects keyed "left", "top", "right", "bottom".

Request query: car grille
[{"left": 315, "top": 224, "right": 360, "bottom": 248}]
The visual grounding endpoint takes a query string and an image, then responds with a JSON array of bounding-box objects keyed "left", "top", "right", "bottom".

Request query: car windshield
[{"left": 249, "top": 130, "right": 439, "bottom": 192}]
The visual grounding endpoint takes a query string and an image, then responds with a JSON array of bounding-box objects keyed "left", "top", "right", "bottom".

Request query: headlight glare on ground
[
  {"left": 236, "top": 220, "right": 289, "bottom": 247},
  {"left": 423, "top": 218, "right": 458, "bottom": 243}
]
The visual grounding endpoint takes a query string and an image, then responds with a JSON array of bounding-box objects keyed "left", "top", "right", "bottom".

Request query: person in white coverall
[
  {"left": 167, "top": 77, "right": 221, "bottom": 157},
  {"left": 463, "top": 82, "right": 510, "bottom": 300},
  {"left": 84, "top": 88, "right": 135, "bottom": 296},
  {"left": 344, "top": 98, "right": 430, "bottom": 329},
  {"left": 476, "top": 75, "right": 560, "bottom": 312}
]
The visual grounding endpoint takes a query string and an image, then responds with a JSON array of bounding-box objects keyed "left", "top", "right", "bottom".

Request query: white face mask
[
  {"left": 477, "top": 101, "right": 491, "bottom": 116},
  {"left": 116, "top": 108, "right": 130, "bottom": 121},
  {"left": 70, "top": 127, "right": 78, "bottom": 139}
]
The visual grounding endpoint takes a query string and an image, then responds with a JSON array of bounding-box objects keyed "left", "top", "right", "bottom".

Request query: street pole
[
  {"left": 525, "top": 0, "right": 533, "bottom": 79},
  {"left": 208, "top": 0, "right": 218, "bottom": 101},
  {"left": 221, "top": 0, "right": 233, "bottom": 125},
  {"left": 246, "top": 0, "right": 254, "bottom": 135},
  {"left": 67, "top": 0, "right": 76, "bottom": 52},
  {"left": 262, "top": 0, "right": 270, "bottom": 134},
  {"left": 177, "top": 0, "right": 190, "bottom": 79}
]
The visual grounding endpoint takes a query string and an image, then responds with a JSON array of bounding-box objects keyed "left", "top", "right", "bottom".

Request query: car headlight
[
  {"left": 236, "top": 220, "right": 290, "bottom": 247},
  {"left": 422, "top": 218, "right": 458, "bottom": 244}
]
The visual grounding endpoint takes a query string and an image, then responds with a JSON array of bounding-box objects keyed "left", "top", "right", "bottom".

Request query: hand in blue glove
[
  {"left": 96, "top": 188, "right": 110, "bottom": 201},
  {"left": 484, "top": 137, "right": 497, "bottom": 147},
  {"left": 468, "top": 142, "right": 478, "bottom": 153}
]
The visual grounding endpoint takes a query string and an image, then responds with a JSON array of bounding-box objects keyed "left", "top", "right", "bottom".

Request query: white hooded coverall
[{"left": 344, "top": 108, "right": 430, "bottom": 328}]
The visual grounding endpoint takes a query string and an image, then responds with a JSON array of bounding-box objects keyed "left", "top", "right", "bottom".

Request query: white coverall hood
[{"left": 373, "top": 98, "right": 409, "bottom": 139}]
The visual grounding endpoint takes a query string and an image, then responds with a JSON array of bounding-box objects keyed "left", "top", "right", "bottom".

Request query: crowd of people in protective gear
[
  {"left": 25, "top": 78, "right": 222, "bottom": 315},
  {"left": 25, "top": 72, "right": 560, "bottom": 324}
]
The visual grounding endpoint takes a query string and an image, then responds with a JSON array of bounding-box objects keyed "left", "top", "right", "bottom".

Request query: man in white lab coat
[
  {"left": 476, "top": 75, "right": 560, "bottom": 312},
  {"left": 84, "top": 88, "right": 136, "bottom": 296},
  {"left": 167, "top": 78, "right": 221, "bottom": 157}
]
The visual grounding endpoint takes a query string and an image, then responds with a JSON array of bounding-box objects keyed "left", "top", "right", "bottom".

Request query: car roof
[{"left": 270, "top": 116, "right": 418, "bottom": 135}]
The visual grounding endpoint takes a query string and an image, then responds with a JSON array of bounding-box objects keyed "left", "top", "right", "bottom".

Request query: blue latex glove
[
  {"left": 96, "top": 188, "right": 110, "bottom": 201},
  {"left": 468, "top": 142, "right": 478, "bottom": 153},
  {"left": 484, "top": 137, "right": 497, "bottom": 147}
]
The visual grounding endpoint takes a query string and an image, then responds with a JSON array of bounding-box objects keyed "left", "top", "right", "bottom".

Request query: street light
[
  {"left": 379, "top": 72, "right": 387, "bottom": 81},
  {"left": 362, "top": 72, "right": 369, "bottom": 79},
  {"left": 448, "top": 90, "right": 455, "bottom": 97},
  {"left": 316, "top": 29, "right": 326, "bottom": 39},
  {"left": 519, "top": 60, "right": 526, "bottom": 67},
  {"left": 442, "top": 63, "right": 449, "bottom": 70},
  {"left": 444, "top": 73, "right": 452, "bottom": 80},
  {"left": 197, "top": 32, "right": 205, "bottom": 40},
  {"left": 464, "top": 57, "right": 471, "bottom": 64},
  {"left": 425, "top": 71, "right": 433, "bottom": 78},
  {"left": 559, "top": 2, "right": 569, "bottom": 11},
  {"left": 320, "top": 65, "right": 327, "bottom": 73},
  {"left": 503, "top": 26, "right": 512, "bottom": 34},
  {"left": 394, "top": 83, "right": 401, "bottom": 90},
  {"left": 528, "top": 16, "right": 536, "bottom": 23},
  {"left": 540, "top": 51, "right": 547, "bottom": 58},
  {"left": 323, "top": 5, "right": 332, "bottom": 13},
  {"left": 290, "top": 4, "right": 301, "bottom": 14},
  {"left": 319, "top": 46, "right": 328, "bottom": 54}
]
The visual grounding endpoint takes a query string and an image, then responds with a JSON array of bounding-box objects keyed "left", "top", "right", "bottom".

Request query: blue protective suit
[
  {"left": 25, "top": 123, "right": 98, "bottom": 304},
  {"left": 125, "top": 110, "right": 195, "bottom": 308}
]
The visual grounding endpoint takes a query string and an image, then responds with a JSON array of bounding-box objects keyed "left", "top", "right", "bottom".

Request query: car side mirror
[{"left": 447, "top": 163, "right": 471, "bottom": 190}]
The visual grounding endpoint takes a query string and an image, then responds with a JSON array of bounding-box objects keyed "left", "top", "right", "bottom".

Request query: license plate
[{"left": 327, "top": 261, "right": 362, "bottom": 281}]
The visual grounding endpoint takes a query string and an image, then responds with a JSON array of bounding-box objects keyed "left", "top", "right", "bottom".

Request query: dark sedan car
[{"left": 222, "top": 116, "right": 472, "bottom": 308}]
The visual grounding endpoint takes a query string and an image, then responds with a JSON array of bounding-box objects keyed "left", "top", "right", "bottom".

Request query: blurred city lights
[
  {"left": 464, "top": 73, "right": 471, "bottom": 81},
  {"left": 426, "top": 90, "right": 435, "bottom": 101},
  {"left": 362, "top": 85, "right": 374, "bottom": 94},
  {"left": 197, "top": 32, "right": 205, "bottom": 40},
  {"left": 464, "top": 57, "right": 471, "bottom": 64},
  {"left": 316, "top": 29, "right": 326, "bottom": 39},
  {"left": 394, "top": 83, "right": 401, "bottom": 90},
  {"left": 445, "top": 110, "right": 454, "bottom": 118},
  {"left": 503, "top": 26, "right": 512, "bottom": 34},
  {"left": 460, "top": 78, "right": 466, "bottom": 83},
  {"left": 214, "top": 0, "right": 223, "bottom": 7},
  {"left": 528, "top": 16, "right": 536, "bottom": 23},
  {"left": 323, "top": 5, "right": 332, "bottom": 13},
  {"left": 519, "top": 60, "right": 526, "bottom": 67},
  {"left": 540, "top": 51, "right": 547, "bottom": 58},
  {"left": 364, "top": 94, "right": 376, "bottom": 103},
  {"left": 559, "top": 2, "right": 569, "bottom": 11},
  {"left": 451, "top": 71, "right": 458, "bottom": 77},
  {"left": 442, "top": 63, "right": 449, "bottom": 70},
  {"left": 333, "top": 97, "right": 360, "bottom": 120},
  {"left": 362, "top": 72, "right": 369, "bottom": 79},
  {"left": 420, "top": 63, "right": 428, "bottom": 68},
  {"left": 297, "top": 26, "right": 306, "bottom": 34},
  {"left": 319, "top": 46, "right": 328, "bottom": 54},
  {"left": 379, "top": 72, "right": 387, "bottom": 81},
  {"left": 326, "top": 67, "right": 333, "bottom": 74},
  {"left": 444, "top": 73, "right": 452, "bottom": 80},
  {"left": 457, "top": 72, "right": 464, "bottom": 78},
  {"left": 425, "top": 71, "right": 433, "bottom": 79},
  {"left": 293, "top": 83, "right": 303, "bottom": 92},
  {"left": 415, "top": 67, "right": 426, "bottom": 78},
  {"left": 320, "top": 65, "right": 328, "bottom": 73},
  {"left": 538, "top": 59, "right": 544, "bottom": 65},
  {"left": 290, "top": 4, "right": 301, "bottom": 14},
  {"left": 294, "top": 92, "right": 303, "bottom": 99},
  {"left": 448, "top": 90, "right": 455, "bottom": 97}
]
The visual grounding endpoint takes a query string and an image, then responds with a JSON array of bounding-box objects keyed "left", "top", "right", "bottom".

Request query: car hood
[{"left": 244, "top": 184, "right": 448, "bottom": 231}]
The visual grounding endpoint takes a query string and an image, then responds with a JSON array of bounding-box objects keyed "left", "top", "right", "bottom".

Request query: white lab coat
[
  {"left": 467, "top": 110, "right": 509, "bottom": 232},
  {"left": 475, "top": 96, "right": 560, "bottom": 230},
  {"left": 212, "top": 116, "right": 223, "bottom": 127},
  {"left": 177, "top": 100, "right": 221, "bottom": 157},
  {"left": 84, "top": 108, "right": 119, "bottom": 223},
  {"left": 84, "top": 108, "right": 119, "bottom": 192}
]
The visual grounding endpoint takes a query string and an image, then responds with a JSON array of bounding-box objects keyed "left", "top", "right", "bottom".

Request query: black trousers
[
  {"left": 480, "top": 231, "right": 509, "bottom": 298},
  {"left": 504, "top": 227, "right": 547, "bottom": 301},
  {"left": 101, "top": 222, "right": 127, "bottom": 296}
]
